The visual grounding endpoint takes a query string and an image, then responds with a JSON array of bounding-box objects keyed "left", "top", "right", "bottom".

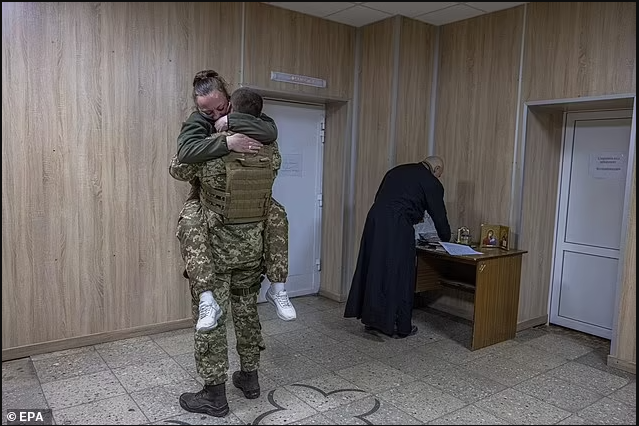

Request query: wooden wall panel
[
  {"left": 523, "top": 2, "right": 636, "bottom": 101},
  {"left": 395, "top": 18, "right": 437, "bottom": 165},
  {"left": 177, "top": 3, "right": 244, "bottom": 91},
  {"left": 2, "top": 2, "right": 106, "bottom": 346},
  {"left": 244, "top": 2, "right": 355, "bottom": 100},
  {"left": 517, "top": 109, "right": 564, "bottom": 324},
  {"left": 612, "top": 149, "right": 636, "bottom": 368},
  {"left": 1, "top": 2, "right": 243, "bottom": 350},
  {"left": 434, "top": 7, "right": 524, "bottom": 240},
  {"left": 320, "top": 102, "right": 350, "bottom": 301},
  {"left": 352, "top": 19, "right": 395, "bottom": 266}
]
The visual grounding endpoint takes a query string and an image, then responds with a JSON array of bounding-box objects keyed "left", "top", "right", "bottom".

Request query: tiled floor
[{"left": 2, "top": 295, "right": 636, "bottom": 425}]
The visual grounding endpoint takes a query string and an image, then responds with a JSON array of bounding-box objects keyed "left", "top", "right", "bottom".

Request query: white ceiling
[{"left": 264, "top": 2, "right": 527, "bottom": 27}]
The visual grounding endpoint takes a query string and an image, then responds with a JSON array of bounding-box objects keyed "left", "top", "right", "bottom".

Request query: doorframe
[
  {"left": 512, "top": 93, "right": 636, "bottom": 342},
  {"left": 549, "top": 108, "right": 634, "bottom": 338},
  {"left": 513, "top": 94, "right": 637, "bottom": 245},
  {"left": 261, "top": 98, "right": 326, "bottom": 296},
  {"left": 240, "top": 85, "right": 352, "bottom": 300}
]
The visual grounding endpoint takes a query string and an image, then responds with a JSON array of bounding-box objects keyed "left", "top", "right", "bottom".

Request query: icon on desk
[
  {"left": 480, "top": 224, "right": 510, "bottom": 250},
  {"left": 499, "top": 227, "right": 510, "bottom": 250}
]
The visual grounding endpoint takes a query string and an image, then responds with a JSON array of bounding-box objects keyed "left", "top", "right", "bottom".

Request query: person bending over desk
[{"left": 344, "top": 156, "right": 451, "bottom": 338}]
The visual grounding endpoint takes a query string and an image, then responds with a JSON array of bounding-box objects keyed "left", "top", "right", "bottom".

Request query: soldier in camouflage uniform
[
  {"left": 176, "top": 71, "right": 297, "bottom": 327},
  {"left": 170, "top": 76, "right": 283, "bottom": 418}
]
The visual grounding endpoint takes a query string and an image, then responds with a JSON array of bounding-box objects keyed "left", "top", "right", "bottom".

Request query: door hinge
[
  {"left": 315, "top": 258, "right": 321, "bottom": 271},
  {"left": 320, "top": 119, "right": 325, "bottom": 144},
  {"left": 317, "top": 193, "right": 323, "bottom": 207}
]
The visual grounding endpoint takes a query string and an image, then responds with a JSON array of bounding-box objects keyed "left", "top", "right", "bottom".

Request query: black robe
[{"left": 344, "top": 162, "right": 451, "bottom": 336}]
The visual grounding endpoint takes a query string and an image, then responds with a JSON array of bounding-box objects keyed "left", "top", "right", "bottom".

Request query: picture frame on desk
[
  {"left": 499, "top": 226, "right": 510, "bottom": 250},
  {"left": 480, "top": 224, "right": 510, "bottom": 250}
]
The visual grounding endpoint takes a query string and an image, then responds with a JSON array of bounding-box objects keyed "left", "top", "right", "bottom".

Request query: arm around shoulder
[
  {"left": 177, "top": 112, "right": 230, "bottom": 164},
  {"left": 227, "top": 112, "right": 278, "bottom": 144}
]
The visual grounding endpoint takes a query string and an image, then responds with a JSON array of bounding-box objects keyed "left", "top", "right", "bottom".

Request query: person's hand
[
  {"left": 226, "top": 133, "right": 263, "bottom": 154},
  {"left": 214, "top": 115, "right": 229, "bottom": 132}
]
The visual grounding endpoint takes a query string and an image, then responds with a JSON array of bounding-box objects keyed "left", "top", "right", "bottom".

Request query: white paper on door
[
  {"left": 589, "top": 152, "right": 626, "bottom": 179},
  {"left": 280, "top": 153, "right": 303, "bottom": 177}
]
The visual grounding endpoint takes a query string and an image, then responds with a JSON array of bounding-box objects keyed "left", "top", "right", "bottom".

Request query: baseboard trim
[
  {"left": 607, "top": 355, "right": 636, "bottom": 374},
  {"left": 2, "top": 318, "right": 193, "bottom": 362},
  {"left": 319, "top": 288, "right": 345, "bottom": 303},
  {"left": 517, "top": 315, "right": 548, "bottom": 332}
]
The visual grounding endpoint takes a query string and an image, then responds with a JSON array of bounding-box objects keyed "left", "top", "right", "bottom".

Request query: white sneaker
[
  {"left": 196, "top": 298, "right": 222, "bottom": 332},
  {"left": 266, "top": 288, "right": 297, "bottom": 321}
]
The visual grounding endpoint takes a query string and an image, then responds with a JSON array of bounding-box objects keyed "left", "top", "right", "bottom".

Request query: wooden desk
[{"left": 415, "top": 246, "right": 527, "bottom": 350}]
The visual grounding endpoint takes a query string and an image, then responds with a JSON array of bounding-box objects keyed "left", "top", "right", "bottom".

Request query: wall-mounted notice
[
  {"left": 271, "top": 71, "right": 327, "bottom": 88},
  {"left": 589, "top": 152, "right": 626, "bottom": 179},
  {"left": 280, "top": 153, "right": 303, "bottom": 177}
]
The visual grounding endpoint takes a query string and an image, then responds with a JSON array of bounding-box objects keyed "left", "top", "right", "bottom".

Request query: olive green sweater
[{"left": 176, "top": 111, "right": 278, "bottom": 164}]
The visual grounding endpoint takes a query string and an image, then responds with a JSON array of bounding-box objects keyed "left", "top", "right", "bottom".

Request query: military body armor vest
[{"left": 200, "top": 145, "right": 275, "bottom": 224}]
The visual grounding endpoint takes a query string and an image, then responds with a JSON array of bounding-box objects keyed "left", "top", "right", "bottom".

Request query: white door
[
  {"left": 258, "top": 100, "right": 324, "bottom": 301},
  {"left": 550, "top": 109, "right": 632, "bottom": 339}
]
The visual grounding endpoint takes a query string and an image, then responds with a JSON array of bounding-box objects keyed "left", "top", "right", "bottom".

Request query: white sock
[
  {"left": 200, "top": 290, "right": 214, "bottom": 303},
  {"left": 271, "top": 282, "right": 285, "bottom": 293}
]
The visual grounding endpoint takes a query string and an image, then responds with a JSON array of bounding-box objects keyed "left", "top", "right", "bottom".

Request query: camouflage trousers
[
  {"left": 176, "top": 200, "right": 215, "bottom": 299},
  {"left": 264, "top": 198, "right": 289, "bottom": 283},
  {"left": 176, "top": 197, "right": 289, "bottom": 297},
  {"left": 191, "top": 260, "right": 265, "bottom": 386}
]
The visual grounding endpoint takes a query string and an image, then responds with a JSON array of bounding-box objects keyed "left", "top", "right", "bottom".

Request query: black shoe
[
  {"left": 232, "top": 370, "right": 260, "bottom": 399},
  {"left": 393, "top": 325, "right": 418, "bottom": 339},
  {"left": 179, "top": 383, "right": 229, "bottom": 417},
  {"left": 364, "top": 324, "right": 416, "bottom": 338}
]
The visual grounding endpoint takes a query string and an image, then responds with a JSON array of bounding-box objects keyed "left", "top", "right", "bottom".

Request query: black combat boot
[
  {"left": 232, "top": 370, "right": 260, "bottom": 399},
  {"left": 179, "top": 383, "right": 229, "bottom": 417}
]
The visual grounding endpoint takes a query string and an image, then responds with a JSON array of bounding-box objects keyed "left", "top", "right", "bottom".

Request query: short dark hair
[{"left": 230, "top": 88, "right": 263, "bottom": 117}]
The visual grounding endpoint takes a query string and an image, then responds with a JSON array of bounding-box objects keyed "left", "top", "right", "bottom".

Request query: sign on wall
[{"left": 270, "top": 71, "right": 327, "bottom": 88}]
